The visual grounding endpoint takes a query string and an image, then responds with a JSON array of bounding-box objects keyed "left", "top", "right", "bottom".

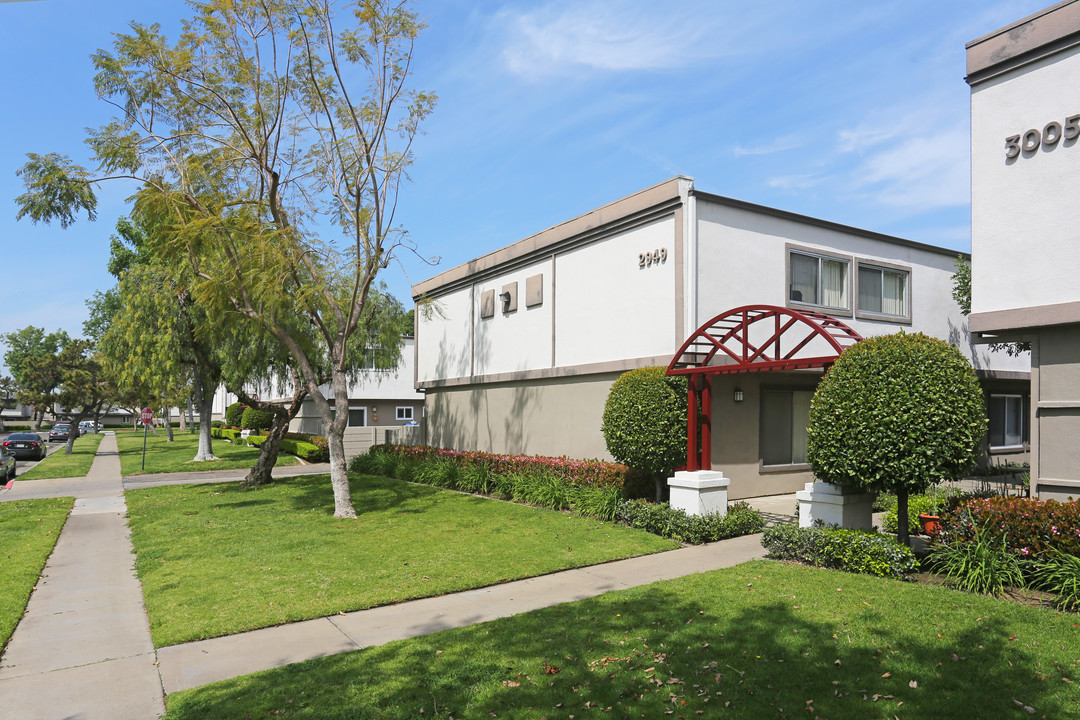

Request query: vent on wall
[{"left": 501, "top": 282, "right": 518, "bottom": 313}]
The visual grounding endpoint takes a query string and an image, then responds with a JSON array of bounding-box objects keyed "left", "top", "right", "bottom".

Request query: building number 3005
[
  {"left": 1005, "top": 115, "right": 1080, "bottom": 159},
  {"left": 639, "top": 248, "right": 667, "bottom": 267}
]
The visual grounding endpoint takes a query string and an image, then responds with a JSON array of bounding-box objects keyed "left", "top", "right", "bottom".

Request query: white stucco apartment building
[
  {"left": 413, "top": 177, "right": 1029, "bottom": 499},
  {"left": 968, "top": 0, "right": 1080, "bottom": 500}
]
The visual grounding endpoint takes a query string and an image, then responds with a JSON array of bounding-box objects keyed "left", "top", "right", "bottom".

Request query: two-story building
[{"left": 413, "top": 176, "right": 1029, "bottom": 499}]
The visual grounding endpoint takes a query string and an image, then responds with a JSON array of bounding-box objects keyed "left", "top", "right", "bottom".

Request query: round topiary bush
[
  {"left": 807, "top": 331, "right": 987, "bottom": 545},
  {"left": 601, "top": 366, "right": 687, "bottom": 479},
  {"left": 240, "top": 406, "right": 274, "bottom": 431},
  {"left": 225, "top": 402, "right": 247, "bottom": 428}
]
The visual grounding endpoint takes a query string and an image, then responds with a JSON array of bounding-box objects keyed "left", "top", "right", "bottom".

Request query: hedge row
[
  {"left": 941, "top": 496, "right": 1080, "bottom": 559},
  {"left": 615, "top": 499, "right": 764, "bottom": 544},
  {"left": 762, "top": 523, "right": 918, "bottom": 580},
  {"left": 350, "top": 446, "right": 765, "bottom": 545},
  {"left": 209, "top": 427, "right": 329, "bottom": 462},
  {"left": 366, "top": 444, "right": 629, "bottom": 489}
]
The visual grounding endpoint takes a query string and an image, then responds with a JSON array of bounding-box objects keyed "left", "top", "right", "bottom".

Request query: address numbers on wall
[
  {"left": 639, "top": 248, "right": 668, "bottom": 267},
  {"left": 1005, "top": 115, "right": 1080, "bottom": 159}
]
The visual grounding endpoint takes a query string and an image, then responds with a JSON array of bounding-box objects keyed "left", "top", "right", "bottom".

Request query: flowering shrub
[
  {"left": 940, "top": 496, "right": 1080, "bottom": 560},
  {"left": 762, "top": 523, "right": 918, "bottom": 580},
  {"left": 360, "top": 444, "right": 629, "bottom": 489}
]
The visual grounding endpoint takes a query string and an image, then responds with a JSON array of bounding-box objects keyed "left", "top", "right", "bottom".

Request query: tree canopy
[{"left": 16, "top": 0, "right": 435, "bottom": 517}]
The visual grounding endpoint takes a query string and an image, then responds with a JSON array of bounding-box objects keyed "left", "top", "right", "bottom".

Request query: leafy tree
[
  {"left": 602, "top": 367, "right": 688, "bottom": 497},
  {"left": 806, "top": 332, "right": 987, "bottom": 546},
  {"left": 952, "top": 255, "right": 1030, "bottom": 356},
  {"left": 16, "top": 0, "right": 435, "bottom": 518},
  {"left": 50, "top": 340, "right": 111, "bottom": 454},
  {"left": 2, "top": 326, "right": 71, "bottom": 429}
]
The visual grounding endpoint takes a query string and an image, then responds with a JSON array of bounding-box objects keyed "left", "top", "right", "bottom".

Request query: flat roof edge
[
  {"left": 966, "top": 0, "right": 1080, "bottom": 84},
  {"left": 693, "top": 191, "right": 968, "bottom": 260},
  {"left": 411, "top": 176, "right": 691, "bottom": 299}
]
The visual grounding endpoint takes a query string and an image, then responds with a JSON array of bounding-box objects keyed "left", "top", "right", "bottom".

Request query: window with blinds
[{"left": 789, "top": 250, "right": 849, "bottom": 310}]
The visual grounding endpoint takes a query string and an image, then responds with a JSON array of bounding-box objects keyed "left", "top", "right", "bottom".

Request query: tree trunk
[
  {"left": 313, "top": 369, "right": 355, "bottom": 518},
  {"left": 896, "top": 490, "right": 910, "bottom": 547},
  {"left": 32, "top": 407, "right": 44, "bottom": 432},
  {"left": 178, "top": 405, "right": 186, "bottom": 431},
  {"left": 191, "top": 372, "right": 218, "bottom": 461},
  {"left": 187, "top": 395, "right": 195, "bottom": 433},
  {"left": 243, "top": 417, "right": 288, "bottom": 487},
  {"left": 164, "top": 404, "right": 175, "bottom": 442}
]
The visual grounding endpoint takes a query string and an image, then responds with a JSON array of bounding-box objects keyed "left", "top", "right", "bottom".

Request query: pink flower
[{"left": 1020, "top": 547, "right": 1031, "bottom": 555}]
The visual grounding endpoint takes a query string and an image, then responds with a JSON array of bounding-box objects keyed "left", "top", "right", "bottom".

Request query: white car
[{"left": 78, "top": 421, "right": 102, "bottom": 434}]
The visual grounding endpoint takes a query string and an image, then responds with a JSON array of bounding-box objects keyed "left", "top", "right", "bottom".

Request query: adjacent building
[
  {"left": 967, "top": 0, "right": 1080, "bottom": 500},
  {"left": 413, "top": 177, "right": 1029, "bottom": 499}
]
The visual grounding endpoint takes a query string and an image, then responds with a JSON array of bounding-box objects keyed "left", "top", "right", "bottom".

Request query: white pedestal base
[
  {"left": 794, "top": 481, "right": 875, "bottom": 530},
  {"left": 668, "top": 470, "right": 730, "bottom": 517}
]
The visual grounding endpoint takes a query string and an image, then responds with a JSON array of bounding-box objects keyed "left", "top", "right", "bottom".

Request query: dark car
[
  {"left": 48, "top": 423, "right": 72, "bottom": 443},
  {"left": 3, "top": 432, "right": 46, "bottom": 460},
  {"left": 0, "top": 446, "right": 15, "bottom": 482}
]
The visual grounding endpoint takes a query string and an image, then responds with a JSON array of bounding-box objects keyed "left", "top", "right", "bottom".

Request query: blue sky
[{"left": 0, "top": 0, "right": 1050, "bottom": 355}]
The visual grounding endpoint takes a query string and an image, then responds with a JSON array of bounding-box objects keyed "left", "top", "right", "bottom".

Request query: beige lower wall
[
  {"left": 288, "top": 398, "right": 425, "bottom": 436},
  {"left": 1034, "top": 326, "right": 1080, "bottom": 501},
  {"left": 424, "top": 366, "right": 1030, "bottom": 501},
  {"left": 426, "top": 373, "right": 621, "bottom": 460}
]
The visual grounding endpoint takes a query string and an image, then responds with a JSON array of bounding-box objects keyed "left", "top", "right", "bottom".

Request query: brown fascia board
[
  {"left": 692, "top": 191, "right": 969, "bottom": 261},
  {"left": 411, "top": 176, "right": 690, "bottom": 300},
  {"left": 966, "top": 0, "right": 1080, "bottom": 85}
]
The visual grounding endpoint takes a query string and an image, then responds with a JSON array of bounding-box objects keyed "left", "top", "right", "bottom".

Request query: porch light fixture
[{"left": 734, "top": 388, "right": 744, "bottom": 403}]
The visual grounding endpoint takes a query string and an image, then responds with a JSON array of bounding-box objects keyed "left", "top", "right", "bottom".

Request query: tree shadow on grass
[{"left": 164, "top": 564, "right": 1079, "bottom": 719}]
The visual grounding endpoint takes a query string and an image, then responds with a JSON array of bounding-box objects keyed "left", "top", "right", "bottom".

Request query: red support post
[
  {"left": 700, "top": 375, "right": 712, "bottom": 469},
  {"left": 686, "top": 375, "right": 699, "bottom": 471}
]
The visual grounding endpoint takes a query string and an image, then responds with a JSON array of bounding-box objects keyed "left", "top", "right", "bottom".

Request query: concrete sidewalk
[
  {"left": 157, "top": 532, "right": 768, "bottom": 693},
  {"left": 1, "top": 438, "right": 774, "bottom": 715},
  {"left": 0, "top": 434, "right": 166, "bottom": 720}
]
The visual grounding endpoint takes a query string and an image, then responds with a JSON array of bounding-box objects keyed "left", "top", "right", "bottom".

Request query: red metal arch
[
  {"left": 667, "top": 305, "right": 863, "bottom": 376},
  {"left": 666, "top": 305, "right": 863, "bottom": 471}
]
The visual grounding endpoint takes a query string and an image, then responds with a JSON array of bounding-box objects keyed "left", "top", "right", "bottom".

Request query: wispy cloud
[
  {"left": 767, "top": 172, "right": 829, "bottom": 191},
  {"left": 494, "top": 1, "right": 747, "bottom": 78},
  {"left": 734, "top": 135, "right": 802, "bottom": 158}
]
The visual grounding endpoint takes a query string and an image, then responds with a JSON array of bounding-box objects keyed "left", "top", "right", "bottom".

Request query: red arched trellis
[{"left": 666, "top": 305, "right": 863, "bottom": 471}]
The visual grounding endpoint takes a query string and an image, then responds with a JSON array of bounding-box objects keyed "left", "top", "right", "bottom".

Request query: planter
[{"left": 919, "top": 513, "right": 943, "bottom": 537}]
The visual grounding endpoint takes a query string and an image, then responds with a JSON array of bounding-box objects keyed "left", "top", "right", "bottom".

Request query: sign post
[{"left": 140, "top": 407, "right": 153, "bottom": 471}]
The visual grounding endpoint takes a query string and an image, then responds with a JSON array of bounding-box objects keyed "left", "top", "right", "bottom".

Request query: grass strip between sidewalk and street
[
  {"left": 0, "top": 497, "right": 74, "bottom": 652},
  {"left": 15, "top": 434, "right": 104, "bottom": 482},
  {"left": 126, "top": 473, "right": 679, "bottom": 647},
  {"left": 115, "top": 429, "right": 297, "bottom": 476},
  {"left": 163, "top": 559, "right": 1080, "bottom": 720}
]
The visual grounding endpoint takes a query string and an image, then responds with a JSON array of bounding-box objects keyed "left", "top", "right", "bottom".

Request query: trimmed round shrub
[
  {"left": 807, "top": 332, "right": 987, "bottom": 543},
  {"left": 601, "top": 367, "right": 687, "bottom": 477},
  {"left": 225, "top": 402, "right": 247, "bottom": 428},
  {"left": 240, "top": 407, "right": 274, "bottom": 431}
]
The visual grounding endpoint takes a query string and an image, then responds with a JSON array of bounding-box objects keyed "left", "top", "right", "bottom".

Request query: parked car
[
  {"left": 48, "top": 423, "right": 72, "bottom": 443},
  {"left": 2, "top": 432, "right": 46, "bottom": 460},
  {"left": 0, "top": 446, "right": 15, "bottom": 482},
  {"left": 78, "top": 420, "right": 101, "bottom": 434}
]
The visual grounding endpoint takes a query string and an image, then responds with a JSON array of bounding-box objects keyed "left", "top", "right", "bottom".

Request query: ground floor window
[
  {"left": 760, "top": 388, "right": 814, "bottom": 466},
  {"left": 348, "top": 408, "right": 366, "bottom": 427},
  {"left": 988, "top": 394, "right": 1028, "bottom": 450},
  {"left": 396, "top": 406, "right": 413, "bottom": 421}
]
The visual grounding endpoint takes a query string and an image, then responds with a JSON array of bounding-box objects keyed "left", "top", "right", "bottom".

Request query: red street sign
[{"left": 140, "top": 407, "right": 154, "bottom": 425}]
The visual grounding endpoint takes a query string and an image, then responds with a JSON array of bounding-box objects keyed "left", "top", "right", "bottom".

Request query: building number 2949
[
  {"left": 1005, "top": 115, "right": 1080, "bottom": 159},
  {"left": 639, "top": 248, "right": 667, "bottom": 267}
]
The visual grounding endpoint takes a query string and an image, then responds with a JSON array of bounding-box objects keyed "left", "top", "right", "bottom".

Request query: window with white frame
[
  {"left": 988, "top": 394, "right": 1027, "bottom": 449},
  {"left": 396, "top": 406, "right": 413, "bottom": 421},
  {"left": 789, "top": 250, "right": 849, "bottom": 310},
  {"left": 858, "top": 264, "right": 909, "bottom": 318},
  {"left": 760, "top": 388, "right": 814, "bottom": 466}
]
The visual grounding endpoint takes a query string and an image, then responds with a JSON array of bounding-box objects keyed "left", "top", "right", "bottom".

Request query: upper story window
[
  {"left": 857, "top": 263, "right": 910, "bottom": 320},
  {"left": 788, "top": 249, "right": 850, "bottom": 312}
]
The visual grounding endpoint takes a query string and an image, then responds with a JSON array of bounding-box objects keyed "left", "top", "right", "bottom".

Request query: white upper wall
[
  {"left": 695, "top": 197, "right": 1028, "bottom": 374},
  {"left": 967, "top": 2, "right": 1080, "bottom": 329}
]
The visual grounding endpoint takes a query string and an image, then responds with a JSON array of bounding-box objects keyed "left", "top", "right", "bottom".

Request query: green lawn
[
  {"left": 116, "top": 429, "right": 298, "bottom": 476},
  {"left": 0, "top": 497, "right": 74, "bottom": 651},
  {"left": 164, "top": 560, "right": 1080, "bottom": 719},
  {"left": 15, "top": 434, "right": 104, "bottom": 481},
  {"left": 126, "top": 474, "right": 679, "bottom": 647}
]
